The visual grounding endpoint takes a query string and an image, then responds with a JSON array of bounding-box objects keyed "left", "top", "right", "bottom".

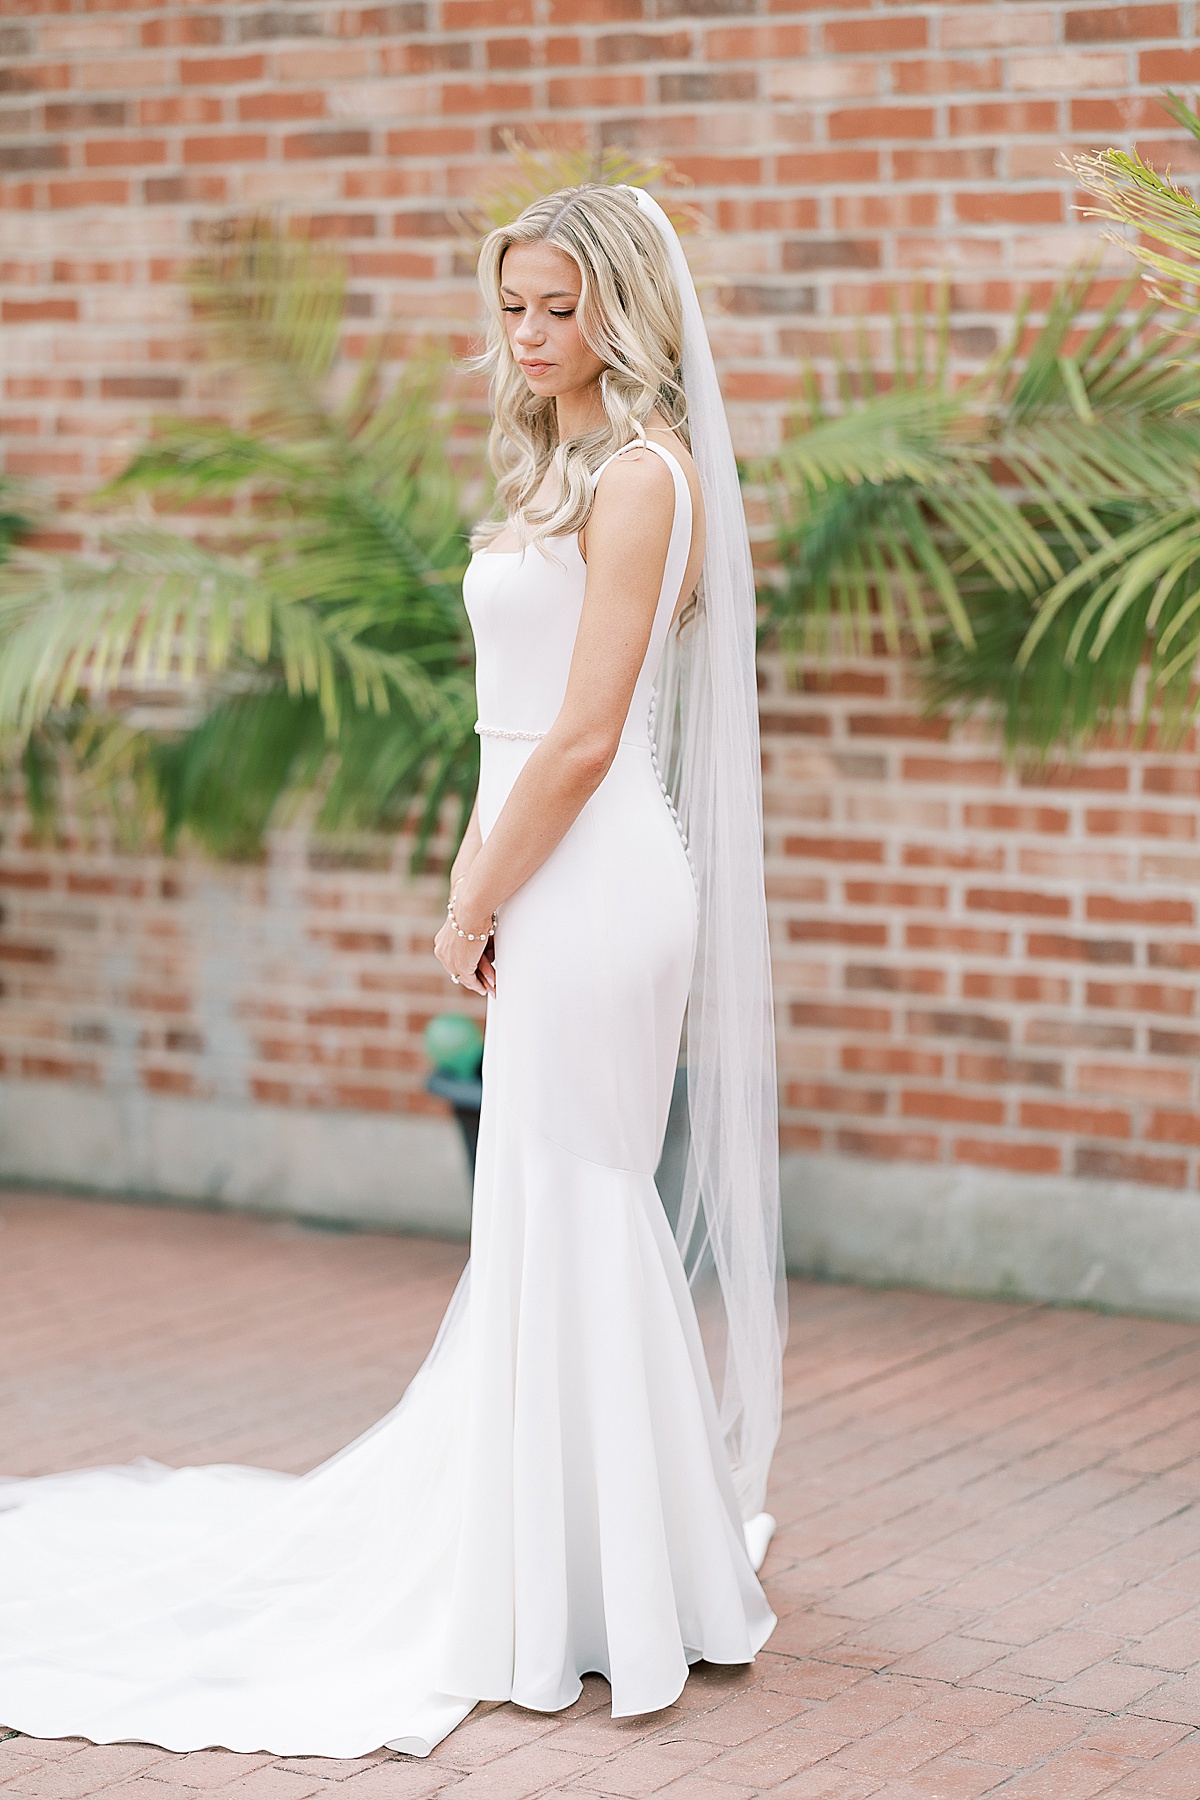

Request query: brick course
[
  {"left": 3, "top": 0, "right": 1200, "bottom": 486},
  {"left": 0, "top": 826, "right": 477, "bottom": 1118},
  {"left": 762, "top": 655, "right": 1200, "bottom": 1187},
  {"left": 2, "top": 0, "right": 1199, "bottom": 1191}
]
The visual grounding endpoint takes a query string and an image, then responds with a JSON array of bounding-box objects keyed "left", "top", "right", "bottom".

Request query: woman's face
[{"left": 499, "top": 241, "right": 607, "bottom": 402}]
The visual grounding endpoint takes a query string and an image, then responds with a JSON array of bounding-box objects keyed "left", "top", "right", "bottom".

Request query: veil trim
[{"left": 624, "top": 186, "right": 786, "bottom": 1521}]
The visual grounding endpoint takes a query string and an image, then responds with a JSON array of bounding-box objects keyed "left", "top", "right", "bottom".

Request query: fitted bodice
[{"left": 462, "top": 438, "right": 694, "bottom": 749}]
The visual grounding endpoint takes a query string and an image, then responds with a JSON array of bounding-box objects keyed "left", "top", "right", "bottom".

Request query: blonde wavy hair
[{"left": 471, "top": 184, "right": 688, "bottom": 551}]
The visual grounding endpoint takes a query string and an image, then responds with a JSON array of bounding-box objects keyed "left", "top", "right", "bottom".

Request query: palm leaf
[
  {"left": 929, "top": 519, "right": 1159, "bottom": 754},
  {"left": 761, "top": 248, "right": 1200, "bottom": 748},
  {"left": 0, "top": 531, "right": 446, "bottom": 741},
  {"left": 0, "top": 477, "right": 29, "bottom": 562},
  {"left": 0, "top": 218, "right": 478, "bottom": 865},
  {"left": 1070, "top": 102, "right": 1200, "bottom": 318}
]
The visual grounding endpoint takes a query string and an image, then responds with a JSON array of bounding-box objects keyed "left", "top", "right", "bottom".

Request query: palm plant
[
  {"left": 0, "top": 480, "right": 26, "bottom": 562},
  {"left": 2, "top": 144, "right": 687, "bottom": 863},
  {"left": 761, "top": 256, "right": 1200, "bottom": 751},
  {"left": 1071, "top": 91, "right": 1200, "bottom": 316},
  {"left": 0, "top": 221, "right": 478, "bottom": 862}
]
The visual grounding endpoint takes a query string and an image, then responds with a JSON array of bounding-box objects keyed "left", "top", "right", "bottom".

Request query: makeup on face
[{"left": 498, "top": 242, "right": 605, "bottom": 402}]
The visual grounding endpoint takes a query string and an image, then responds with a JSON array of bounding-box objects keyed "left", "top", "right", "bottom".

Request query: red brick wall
[
  {"left": 2, "top": 0, "right": 1199, "bottom": 1193},
  {"left": 761, "top": 656, "right": 1200, "bottom": 1191},
  {"left": 0, "top": 825, "right": 471, "bottom": 1118},
  {"left": 5, "top": 0, "right": 1200, "bottom": 491},
  {"left": 2, "top": 671, "right": 1196, "bottom": 1193}
]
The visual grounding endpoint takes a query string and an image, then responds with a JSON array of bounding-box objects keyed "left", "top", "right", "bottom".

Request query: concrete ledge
[
  {"left": 4, "top": 1083, "right": 1199, "bottom": 1321},
  {"left": 0, "top": 1080, "right": 472, "bottom": 1239},
  {"left": 782, "top": 1150, "right": 1200, "bottom": 1321}
]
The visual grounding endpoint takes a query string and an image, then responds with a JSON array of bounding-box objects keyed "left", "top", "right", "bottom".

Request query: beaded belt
[{"left": 474, "top": 723, "right": 545, "bottom": 742}]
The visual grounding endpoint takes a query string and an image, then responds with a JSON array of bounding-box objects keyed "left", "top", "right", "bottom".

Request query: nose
[{"left": 514, "top": 311, "right": 544, "bottom": 347}]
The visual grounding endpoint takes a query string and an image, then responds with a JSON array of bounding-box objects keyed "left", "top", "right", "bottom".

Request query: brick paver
[{"left": 2, "top": 1191, "right": 1199, "bottom": 1798}]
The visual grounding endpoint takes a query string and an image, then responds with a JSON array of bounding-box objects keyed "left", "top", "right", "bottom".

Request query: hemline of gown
[{"left": 0, "top": 1520, "right": 775, "bottom": 1762}]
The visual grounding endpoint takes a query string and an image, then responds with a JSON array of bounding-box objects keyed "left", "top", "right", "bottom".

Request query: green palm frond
[
  {"left": 0, "top": 478, "right": 29, "bottom": 562},
  {"left": 186, "top": 218, "right": 347, "bottom": 431},
  {"left": 0, "top": 218, "right": 478, "bottom": 864},
  {"left": 0, "top": 508, "right": 453, "bottom": 742},
  {"left": 927, "top": 513, "right": 1163, "bottom": 755},
  {"left": 1069, "top": 95, "right": 1200, "bottom": 319},
  {"left": 112, "top": 424, "right": 327, "bottom": 497},
  {"left": 761, "top": 250, "right": 1200, "bottom": 747}
]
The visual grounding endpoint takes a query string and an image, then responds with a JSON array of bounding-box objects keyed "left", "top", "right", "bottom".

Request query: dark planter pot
[
  {"left": 428, "top": 1064, "right": 689, "bottom": 1211},
  {"left": 426, "top": 1070, "right": 484, "bottom": 1177}
]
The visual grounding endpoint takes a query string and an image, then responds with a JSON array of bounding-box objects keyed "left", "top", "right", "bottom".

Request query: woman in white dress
[{"left": 0, "top": 185, "right": 785, "bottom": 1760}]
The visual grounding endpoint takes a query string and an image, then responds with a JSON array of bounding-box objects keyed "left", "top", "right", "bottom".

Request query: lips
[{"left": 520, "top": 360, "right": 553, "bottom": 376}]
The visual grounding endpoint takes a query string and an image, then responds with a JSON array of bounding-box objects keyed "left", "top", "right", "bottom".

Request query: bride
[{"left": 0, "top": 184, "right": 786, "bottom": 1760}]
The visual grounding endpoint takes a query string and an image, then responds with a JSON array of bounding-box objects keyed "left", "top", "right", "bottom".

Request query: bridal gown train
[{"left": 0, "top": 437, "right": 776, "bottom": 1758}]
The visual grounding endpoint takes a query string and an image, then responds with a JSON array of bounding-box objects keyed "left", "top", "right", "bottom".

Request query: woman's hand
[
  {"left": 433, "top": 891, "right": 496, "bottom": 997},
  {"left": 435, "top": 807, "right": 494, "bottom": 995}
]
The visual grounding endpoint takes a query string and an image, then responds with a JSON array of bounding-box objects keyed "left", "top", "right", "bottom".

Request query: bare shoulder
[
  {"left": 648, "top": 427, "right": 699, "bottom": 485},
  {"left": 592, "top": 444, "right": 675, "bottom": 508},
  {"left": 587, "top": 446, "right": 675, "bottom": 547}
]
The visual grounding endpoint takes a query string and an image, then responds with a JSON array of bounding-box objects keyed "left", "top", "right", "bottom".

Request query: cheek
[{"left": 559, "top": 316, "right": 596, "bottom": 374}]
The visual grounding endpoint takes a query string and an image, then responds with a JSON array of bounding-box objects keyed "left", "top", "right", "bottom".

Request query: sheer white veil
[{"left": 625, "top": 187, "right": 786, "bottom": 1523}]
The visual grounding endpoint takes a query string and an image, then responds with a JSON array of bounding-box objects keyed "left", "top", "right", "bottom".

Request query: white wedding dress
[{"left": 0, "top": 436, "right": 776, "bottom": 1759}]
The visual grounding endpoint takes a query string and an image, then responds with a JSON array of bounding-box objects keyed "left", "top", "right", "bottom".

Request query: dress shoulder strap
[
  {"left": 591, "top": 425, "right": 693, "bottom": 547},
  {"left": 592, "top": 420, "right": 650, "bottom": 485},
  {"left": 588, "top": 427, "right": 693, "bottom": 628}
]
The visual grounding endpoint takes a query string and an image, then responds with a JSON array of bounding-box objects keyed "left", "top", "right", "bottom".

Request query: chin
[{"left": 521, "top": 374, "right": 560, "bottom": 396}]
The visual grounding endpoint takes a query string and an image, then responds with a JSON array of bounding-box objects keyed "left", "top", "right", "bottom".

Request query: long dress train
[{"left": 0, "top": 437, "right": 776, "bottom": 1758}]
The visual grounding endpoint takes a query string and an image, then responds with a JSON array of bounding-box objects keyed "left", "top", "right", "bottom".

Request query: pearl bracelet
[{"left": 447, "top": 892, "right": 496, "bottom": 944}]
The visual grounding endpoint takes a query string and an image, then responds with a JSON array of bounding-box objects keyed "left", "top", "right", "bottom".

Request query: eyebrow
[{"left": 500, "top": 286, "right": 580, "bottom": 299}]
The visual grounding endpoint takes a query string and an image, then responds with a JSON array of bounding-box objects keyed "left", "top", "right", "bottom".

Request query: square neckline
[{"left": 475, "top": 531, "right": 581, "bottom": 561}]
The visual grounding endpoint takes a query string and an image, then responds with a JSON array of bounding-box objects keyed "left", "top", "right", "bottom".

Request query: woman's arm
[
  {"left": 434, "top": 448, "right": 676, "bottom": 992},
  {"left": 450, "top": 799, "right": 482, "bottom": 891},
  {"left": 442, "top": 799, "right": 490, "bottom": 995}
]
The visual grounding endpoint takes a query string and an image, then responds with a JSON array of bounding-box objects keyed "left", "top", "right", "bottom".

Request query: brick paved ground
[{"left": 2, "top": 1192, "right": 1200, "bottom": 1798}]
